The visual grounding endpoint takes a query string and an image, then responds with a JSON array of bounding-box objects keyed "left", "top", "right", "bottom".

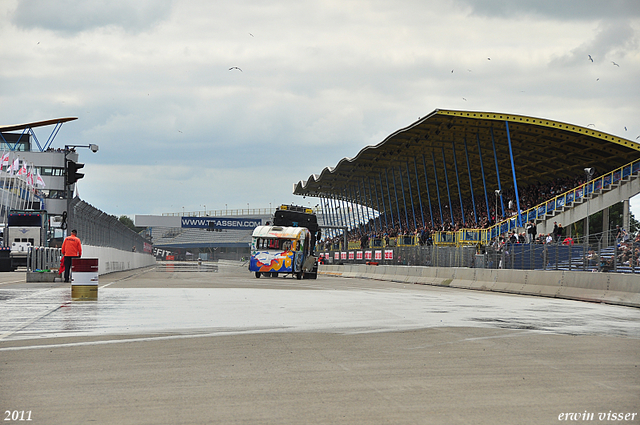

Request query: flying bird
[
  {"left": 588, "top": 54, "right": 593, "bottom": 62},
  {"left": 625, "top": 126, "right": 627, "bottom": 131},
  {"left": 249, "top": 33, "right": 254, "bottom": 37},
  {"left": 462, "top": 97, "right": 467, "bottom": 101},
  {"left": 612, "top": 61, "right": 619, "bottom": 67},
  {"left": 229, "top": 66, "right": 242, "bottom": 72}
]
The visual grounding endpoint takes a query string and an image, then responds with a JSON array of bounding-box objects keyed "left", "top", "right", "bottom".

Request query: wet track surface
[
  {"left": 1, "top": 262, "right": 639, "bottom": 345},
  {"left": 1, "top": 262, "right": 639, "bottom": 425}
]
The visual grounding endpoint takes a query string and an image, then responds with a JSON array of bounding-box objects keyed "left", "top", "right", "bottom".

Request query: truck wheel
[
  {"left": 271, "top": 272, "right": 278, "bottom": 278},
  {"left": 296, "top": 272, "right": 302, "bottom": 280},
  {"left": 255, "top": 272, "right": 261, "bottom": 278}
]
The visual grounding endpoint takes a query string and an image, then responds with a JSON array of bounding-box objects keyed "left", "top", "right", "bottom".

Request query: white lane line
[
  {"left": 0, "top": 328, "right": 290, "bottom": 351},
  {"left": 0, "top": 280, "right": 28, "bottom": 286}
]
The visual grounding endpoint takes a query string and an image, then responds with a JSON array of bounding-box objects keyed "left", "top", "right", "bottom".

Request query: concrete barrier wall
[
  {"left": 319, "top": 264, "right": 640, "bottom": 308},
  {"left": 82, "top": 245, "right": 156, "bottom": 275}
]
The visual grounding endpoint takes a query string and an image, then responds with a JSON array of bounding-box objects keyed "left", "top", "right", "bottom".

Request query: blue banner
[{"left": 181, "top": 217, "right": 262, "bottom": 229}]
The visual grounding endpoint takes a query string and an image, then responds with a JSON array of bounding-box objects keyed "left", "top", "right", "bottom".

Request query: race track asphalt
[{"left": 1, "top": 262, "right": 638, "bottom": 425}]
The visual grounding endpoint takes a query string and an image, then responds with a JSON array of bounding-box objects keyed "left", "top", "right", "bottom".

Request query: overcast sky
[{"left": 1, "top": 0, "right": 639, "bottom": 218}]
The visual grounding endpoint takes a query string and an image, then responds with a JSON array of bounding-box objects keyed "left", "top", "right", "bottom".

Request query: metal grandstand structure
[{"left": 294, "top": 109, "right": 640, "bottom": 242}]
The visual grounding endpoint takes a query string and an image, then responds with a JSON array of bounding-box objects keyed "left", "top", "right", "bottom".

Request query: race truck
[
  {"left": 249, "top": 205, "right": 320, "bottom": 279},
  {"left": 0, "top": 209, "right": 50, "bottom": 271}
]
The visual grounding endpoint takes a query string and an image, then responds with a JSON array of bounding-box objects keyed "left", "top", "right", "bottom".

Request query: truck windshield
[
  {"left": 254, "top": 238, "right": 296, "bottom": 251},
  {"left": 8, "top": 214, "right": 42, "bottom": 227}
]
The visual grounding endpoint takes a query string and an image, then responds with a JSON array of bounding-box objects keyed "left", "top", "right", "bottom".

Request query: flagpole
[
  {"left": 0, "top": 150, "right": 8, "bottom": 219},
  {"left": 9, "top": 157, "right": 18, "bottom": 212}
]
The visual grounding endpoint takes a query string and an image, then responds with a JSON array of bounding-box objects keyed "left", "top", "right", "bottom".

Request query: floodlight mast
[{"left": 63, "top": 144, "right": 99, "bottom": 235}]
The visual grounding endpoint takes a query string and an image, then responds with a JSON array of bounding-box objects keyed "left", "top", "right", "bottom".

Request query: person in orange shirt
[{"left": 61, "top": 229, "right": 82, "bottom": 283}]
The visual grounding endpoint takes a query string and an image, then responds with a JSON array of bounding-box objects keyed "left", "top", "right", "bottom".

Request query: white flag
[
  {"left": 10, "top": 158, "right": 19, "bottom": 175},
  {"left": 26, "top": 166, "right": 34, "bottom": 187},
  {"left": 0, "top": 152, "right": 9, "bottom": 169},
  {"left": 36, "top": 170, "right": 46, "bottom": 188},
  {"left": 16, "top": 161, "right": 27, "bottom": 176}
]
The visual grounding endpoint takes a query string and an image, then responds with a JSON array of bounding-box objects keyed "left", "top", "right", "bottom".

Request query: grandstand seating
[{"left": 536, "top": 159, "right": 640, "bottom": 236}]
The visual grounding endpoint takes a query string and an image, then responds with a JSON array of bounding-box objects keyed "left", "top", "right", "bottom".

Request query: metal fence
[
  {"left": 318, "top": 236, "right": 639, "bottom": 273},
  {"left": 27, "top": 247, "right": 62, "bottom": 272},
  {"left": 67, "top": 197, "right": 150, "bottom": 253}
]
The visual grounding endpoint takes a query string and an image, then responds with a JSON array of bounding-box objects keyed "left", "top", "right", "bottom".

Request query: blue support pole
[
  {"left": 367, "top": 177, "right": 378, "bottom": 235},
  {"left": 378, "top": 174, "right": 389, "bottom": 230},
  {"left": 343, "top": 192, "right": 353, "bottom": 231},
  {"left": 391, "top": 168, "right": 403, "bottom": 232},
  {"left": 505, "top": 121, "right": 522, "bottom": 227},
  {"left": 356, "top": 185, "right": 366, "bottom": 231},
  {"left": 329, "top": 196, "right": 338, "bottom": 238},
  {"left": 353, "top": 185, "right": 364, "bottom": 232},
  {"left": 371, "top": 177, "right": 382, "bottom": 233},
  {"left": 451, "top": 141, "right": 465, "bottom": 225},
  {"left": 422, "top": 154, "right": 434, "bottom": 228},
  {"left": 337, "top": 195, "right": 347, "bottom": 235},
  {"left": 413, "top": 157, "right": 425, "bottom": 229},
  {"left": 350, "top": 186, "right": 361, "bottom": 230},
  {"left": 340, "top": 196, "right": 349, "bottom": 231},
  {"left": 477, "top": 133, "right": 491, "bottom": 223},
  {"left": 384, "top": 170, "right": 395, "bottom": 230},
  {"left": 346, "top": 191, "right": 355, "bottom": 231},
  {"left": 431, "top": 151, "right": 444, "bottom": 226},
  {"left": 490, "top": 127, "right": 505, "bottom": 218},
  {"left": 463, "top": 136, "right": 478, "bottom": 224},
  {"left": 360, "top": 179, "right": 372, "bottom": 233},
  {"left": 402, "top": 164, "right": 416, "bottom": 231},
  {"left": 441, "top": 148, "right": 454, "bottom": 226},
  {"left": 322, "top": 197, "right": 331, "bottom": 239}
]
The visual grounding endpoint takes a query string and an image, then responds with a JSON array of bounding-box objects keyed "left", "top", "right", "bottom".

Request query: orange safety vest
[{"left": 62, "top": 235, "right": 82, "bottom": 257}]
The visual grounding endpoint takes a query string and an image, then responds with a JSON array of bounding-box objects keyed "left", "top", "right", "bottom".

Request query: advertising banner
[{"left": 181, "top": 217, "right": 261, "bottom": 230}]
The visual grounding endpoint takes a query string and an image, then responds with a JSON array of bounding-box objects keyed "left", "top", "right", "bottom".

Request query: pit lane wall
[
  {"left": 81, "top": 245, "right": 156, "bottom": 275},
  {"left": 319, "top": 264, "right": 640, "bottom": 308}
]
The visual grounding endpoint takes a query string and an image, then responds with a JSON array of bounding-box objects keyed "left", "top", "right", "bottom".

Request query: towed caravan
[{"left": 249, "top": 225, "right": 315, "bottom": 279}]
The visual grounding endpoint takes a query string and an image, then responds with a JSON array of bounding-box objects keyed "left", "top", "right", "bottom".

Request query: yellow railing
[{"left": 450, "top": 157, "right": 640, "bottom": 246}]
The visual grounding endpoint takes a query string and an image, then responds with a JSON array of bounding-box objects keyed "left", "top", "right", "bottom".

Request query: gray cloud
[
  {"left": 552, "top": 20, "right": 639, "bottom": 66},
  {"left": 1, "top": 0, "right": 638, "bottom": 216},
  {"left": 10, "top": 0, "right": 173, "bottom": 34},
  {"left": 456, "top": 0, "right": 640, "bottom": 20}
]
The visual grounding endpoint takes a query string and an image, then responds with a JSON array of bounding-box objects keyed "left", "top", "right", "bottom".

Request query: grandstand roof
[
  {"left": 293, "top": 109, "right": 640, "bottom": 207},
  {"left": 0, "top": 117, "right": 77, "bottom": 132}
]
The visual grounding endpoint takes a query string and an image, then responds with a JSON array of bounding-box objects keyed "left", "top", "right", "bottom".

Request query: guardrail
[{"left": 318, "top": 238, "right": 639, "bottom": 273}]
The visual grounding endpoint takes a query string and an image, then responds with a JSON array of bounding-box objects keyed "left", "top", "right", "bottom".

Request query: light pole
[
  {"left": 584, "top": 167, "right": 595, "bottom": 245},
  {"left": 494, "top": 189, "right": 502, "bottom": 224}
]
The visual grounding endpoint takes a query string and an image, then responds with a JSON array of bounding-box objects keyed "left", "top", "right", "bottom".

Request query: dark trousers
[{"left": 64, "top": 256, "right": 79, "bottom": 283}]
